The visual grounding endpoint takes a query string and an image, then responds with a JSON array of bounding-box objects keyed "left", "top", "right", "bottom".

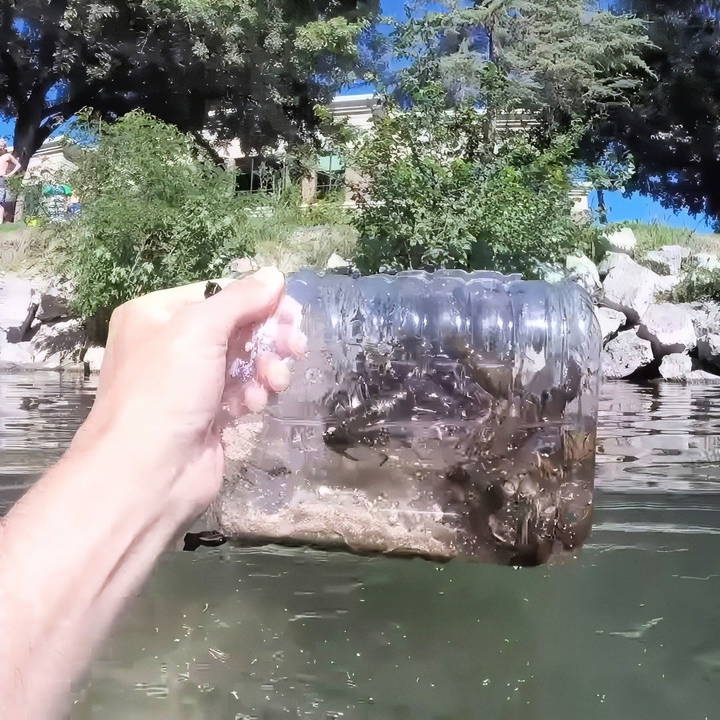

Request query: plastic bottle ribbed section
[{"left": 217, "top": 270, "right": 602, "bottom": 566}]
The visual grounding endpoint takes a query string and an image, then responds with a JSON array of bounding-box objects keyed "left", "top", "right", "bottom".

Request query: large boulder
[
  {"left": 0, "top": 272, "right": 37, "bottom": 341},
  {"left": 597, "top": 252, "right": 629, "bottom": 278},
  {"left": 0, "top": 340, "right": 34, "bottom": 367},
  {"left": 605, "top": 227, "right": 637, "bottom": 254},
  {"left": 643, "top": 245, "right": 689, "bottom": 276},
  {"left": 31, "top": 319, "right": 86, "bottom": 368},
  {"left": 565, "top": 254, "right": 601, "bottom": 296},
  {"left": 687, "top": 301, "right": 720, "bottom": 336},
  {"left": 659, "top": 353, "right": 692, "bottom": 381},
  {"left": 602, "top": 329, "right": 654, "bottom": 379},
  {"left": 35, "top": 282, "right": 72, "bottom": 322},
  {"left": 594, "top": 306, "right": 626, "bottom": 343},
  {"left": 602, "top": 256, "right": 661, "bottom": 323},
  {"left": 697, "top": 334, "right": 720, "bottom": 371},
  {"left": 638, "top": 303, "right": 696, "bottom": 357}
]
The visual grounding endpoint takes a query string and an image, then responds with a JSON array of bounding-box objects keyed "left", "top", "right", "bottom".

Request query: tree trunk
[
  {"left": 6, "top": 104, "right": 54, "bottom": 222},
  {"left": 597, "top": 188, "right": 608, "bottom": 224}
]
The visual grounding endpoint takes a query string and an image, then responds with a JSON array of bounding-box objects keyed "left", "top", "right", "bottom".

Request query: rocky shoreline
[
  {"left": 2, "top": 229, "right": 720, "bottom": 383},
  {"left": 583, "top": 229, "right": 720, "bottom": 383}
]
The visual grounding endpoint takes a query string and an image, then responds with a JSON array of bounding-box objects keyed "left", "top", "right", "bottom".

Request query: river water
[{"left": 1, "top": 372, "right": 719, "bottom": 719}]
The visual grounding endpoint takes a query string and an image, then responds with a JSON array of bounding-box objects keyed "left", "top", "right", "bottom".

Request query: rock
[
  {"left": 0, "top": 340, "right": 34, "bottom": 367},
  {"left": 36, "top": 285, "right": 71, "bottom": 322},
  {"left": 536, "top": 263, "right": 565, "bottom": 284},
  {"left": 686, "top": 369, "right": 720, "bottom": 383},
  {"left": 692, "top": 252, "right": 720, "bottom": 271},
  {"left": 643, "top": 245, "right": 689, "bottom": 276},
  {"left": 226, "top": 257, "right": 258, "bottom": 275},
  {"left": 605, "top": 227, "right": 637, "bottom": 254},
  {"left": 602, "top": 329, "right": 654, "bottom": 379},
  {"left": 598, "top": 252, "right": 630, "bottom": 278},
  {"left": 31, "top": 319, "right": 86, "bottom": 368},
  {"left": 687, "top": 301, "right": 720, "bottom": 336},
  {"left": 0, "top": 272, "right": 34, "bottom": 330},
  {"left": 638, "top": 303, "right": 696, "bottom": 357},
  {"left": 83, "top": 345, "right": 105, "bottom": 374},
  {"left": 594, "top": 306, "right": 626, "bottom": 342},
  {"left": 566, "top": 254, "right": 601, "bottom": 296},
  {"left": 659, "top": 353, "right": 692, "bottom": 380},
  {"left": 654, "top": 274, "right": 682, "bottom": 298},
  {"left": 697, "top": 334, "right": 720, "bottom": 370},
  {"left": 660, "top": 368, "right": 720, "bottom": 384},
  {"left": 602, "top": 256, "right": 661, "bottom": 323},
  {"left": 326, "top": 253, "right": 353, "bottom": 275}
]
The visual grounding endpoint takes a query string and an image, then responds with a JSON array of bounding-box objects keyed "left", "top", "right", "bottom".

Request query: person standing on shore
[{"left": 0, "top": 139, "right": 21, "bottom": 223}]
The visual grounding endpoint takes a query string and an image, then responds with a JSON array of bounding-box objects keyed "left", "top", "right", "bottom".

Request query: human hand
[{"left": 74, "top": 267, "right": 305, "bottom": 527}]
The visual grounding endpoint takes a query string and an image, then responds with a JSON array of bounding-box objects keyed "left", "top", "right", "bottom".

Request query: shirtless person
[{"left": 0, "top": 139, "right": 21, "bottom": 223}]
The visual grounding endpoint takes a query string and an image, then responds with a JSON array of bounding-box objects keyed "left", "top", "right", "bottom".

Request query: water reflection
[
  {"left": 0, "top": 371, "right": 96, "bottom": 514},
  {"left": 1, "top": 374, "right": 719, "bottom": 718}
]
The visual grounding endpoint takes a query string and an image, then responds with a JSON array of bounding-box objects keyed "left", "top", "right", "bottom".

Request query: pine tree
[{"left": 388, "top": 0, "right": 651, "bottom": 130}]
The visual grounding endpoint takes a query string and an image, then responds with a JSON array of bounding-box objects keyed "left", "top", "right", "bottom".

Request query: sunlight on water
[{"left": 2, "top": 374, "right": 719, "bottom": 719}]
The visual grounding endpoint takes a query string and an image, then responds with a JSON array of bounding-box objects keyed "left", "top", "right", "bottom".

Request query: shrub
[
  {"left": 670, "top": 268, "right": 720, "bottom": 303},
  {"left": 351, "top": 90, "right": 600, "bottom": 275},
  {"left": 63, "top": 111, "right": 256, "bottom": 318}
]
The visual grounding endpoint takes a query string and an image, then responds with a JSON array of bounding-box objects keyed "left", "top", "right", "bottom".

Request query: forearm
[{"left": 0, "top": 423, "right": 186, "bottom": 719}]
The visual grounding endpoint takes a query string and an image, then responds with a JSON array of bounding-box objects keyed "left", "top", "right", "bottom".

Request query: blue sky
[{"left": 1, "top": 0, "right": 713, "bottom": 232}]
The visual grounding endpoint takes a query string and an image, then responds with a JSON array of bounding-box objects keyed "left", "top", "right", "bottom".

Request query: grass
[
  {"left": 0, "top": 226, "right": 54, "bottom": 275},
  {"left": 254, "top": 222, "right": 357, "bottom": 273},
  {"left": 625, "top": 221, "right": 720, "bottom": 257},
  {"left": 0, "top": 222, "right": 26, "bottom": 234}
]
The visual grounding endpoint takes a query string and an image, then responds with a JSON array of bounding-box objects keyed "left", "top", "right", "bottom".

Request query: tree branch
[{"left": 190, "top": 130, "right": 226, "bottom": 168}]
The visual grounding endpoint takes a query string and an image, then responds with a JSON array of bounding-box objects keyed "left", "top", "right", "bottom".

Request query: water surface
[{"left": 2, "top": 373, "right": 719, "bottom": 719}]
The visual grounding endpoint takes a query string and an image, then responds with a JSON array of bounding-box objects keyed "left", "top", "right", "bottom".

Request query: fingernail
[
  {"left": 289, "top": 329, "right": 307, "bottom": 357},
  {"left": 269, "top": 361, "right": 291, "bottom": 392},
  {"left": 254, "top": 266, "right": 285, "bottom": 290}
]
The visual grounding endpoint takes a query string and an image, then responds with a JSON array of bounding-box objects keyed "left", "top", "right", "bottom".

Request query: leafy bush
[
  {"left": 63, "top": 111, "right": 256, "bottom": 317},
  {"left": 670, "top": 268, "right": 720, "bottom": 303},
  {"left": 351, "top": 90, "right": 600, "bottom": 275}
]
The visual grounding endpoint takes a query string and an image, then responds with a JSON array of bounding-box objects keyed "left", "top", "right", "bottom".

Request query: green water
[{"left": 1, "top": 373, "right": 719, "bottom": 719}]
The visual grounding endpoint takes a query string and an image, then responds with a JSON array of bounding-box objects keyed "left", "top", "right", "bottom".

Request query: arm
[{"left": 0, "top": 268, "right": 304, "bottom": 719}]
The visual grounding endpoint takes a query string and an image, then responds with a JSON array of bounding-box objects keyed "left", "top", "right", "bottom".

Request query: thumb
[{"left": 197, "top": 267, "right": 286, "bottom": 339}]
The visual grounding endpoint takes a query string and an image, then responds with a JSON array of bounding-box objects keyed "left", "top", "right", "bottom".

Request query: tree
[
  {"left": 588, "top": 1, "right": 720, "bottom": 223},
  {"left": 387, "top": 0, "right": 651, "bottom": 133},
  {"left": 0, "top": 0, "right": 379, "bottom": 170}
]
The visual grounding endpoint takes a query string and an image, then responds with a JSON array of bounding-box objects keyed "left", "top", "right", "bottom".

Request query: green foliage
[
  {"left": 62, "top": 112, "right": 255, "bottom": 317},
  {"left": 388, "top": 0, "right": 652, "bottom": 130},
  {"left": 670, "top": 268, "right": 720, "bottom": 303},
  {"left": 621, "top": 221, "right": 720, "bottom": 258},
  {"left": 352, "top": 89, "right": 599, "bottom": 274},
  {"left": 594, "top": 1, "right": 720, "bottom": 222},
  {"left": 0, "top": 0, "right": 379, "bottom": 167}
]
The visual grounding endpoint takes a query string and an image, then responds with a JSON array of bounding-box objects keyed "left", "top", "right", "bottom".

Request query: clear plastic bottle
[{"left": 213, "top": 270, "right": 601, "bottom": 566}]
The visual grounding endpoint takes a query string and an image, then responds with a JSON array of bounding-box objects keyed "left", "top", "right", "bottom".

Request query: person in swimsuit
[{"left": 0, "top": 139, "right": 21, "bottom": 223}]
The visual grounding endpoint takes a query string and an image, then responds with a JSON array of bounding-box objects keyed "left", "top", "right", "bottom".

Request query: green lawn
[{"left": 627, "top": 221, "right": 720, "bottom": 256}]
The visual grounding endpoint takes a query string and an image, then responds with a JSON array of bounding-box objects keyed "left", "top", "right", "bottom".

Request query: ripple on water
[{"left": 2, "top": 374, "right": 720, "bottom": 719}]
